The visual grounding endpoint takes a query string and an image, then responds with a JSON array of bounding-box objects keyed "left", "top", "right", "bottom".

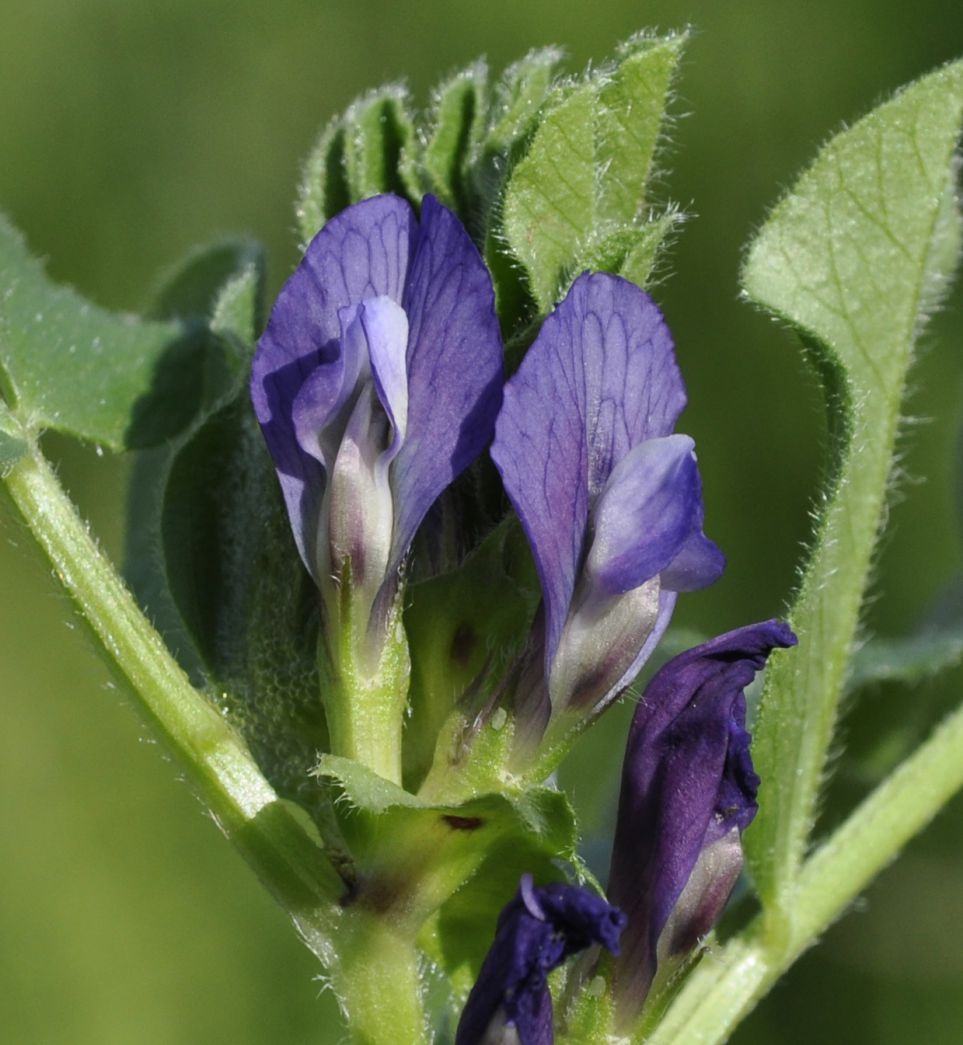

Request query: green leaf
[
  {"left": 575, "top": 208, "right": 684, "bottom": 288},
  {"left": 742, "top": 59, "right": 963, "bottom": 911},
  {"left": 502, "top": 82, "right": 597, "bottom": 309},
  {"left": 147, "top": 237, "right": 264, "bottom": 322},
  {"left": 125, "top": 245, "right": 333, "bottom": 832},
  {"left": 500, "top": 35, "right": 685, "bottom": 312},
  {"left": 469, "top": 48, "right": 567, "bottom": 321},
  {"left": 595, "top": 32, "right": 685, "bottom": 225},
  {"left": 414, "top": 61, "right": 488, "bottom": 211},
  {"left": 849, "top": 629, "right": 963, "bottom": 690},
  {"left": 296, "top": 113, "right": 350, "bottom": 246},
  {"left": 343, "top": 85, "right": 419, "bottom": 203},
  {"left": 125, "top": 247, "right": 264, "bottom": 677},
  {"left": 485, "top": 47, "right": 565, "bottom": 156},
  {"left": 0, "top": 214, "right": 212, "bottom": 451}
]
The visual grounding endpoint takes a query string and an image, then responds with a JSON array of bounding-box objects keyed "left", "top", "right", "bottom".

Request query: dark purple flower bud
[
  {"left": 491, "top": 272, "right": 724, "bottom": 723},
  {"left": 251, "top": 194, "right": 503, "bottom": 628},
  {"left": 607, "top": 620, "right": 797, "bottom": 1022},
  {"left": 456, "top": 875, "right": 626, "bottom": 1045}
]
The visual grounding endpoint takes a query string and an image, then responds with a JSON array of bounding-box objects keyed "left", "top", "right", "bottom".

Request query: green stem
[
  {"left": 3, "top": 443, "right": 343, "bottom": 960},
  {"left": 644, "top": 697, "right": 963, "bottom": 1044},
  {"left": 319, "top": 613, "right": 410, "bottom": 786},
  {"left": 330, "top": 913, "right": 428, "bottom": 1045}
]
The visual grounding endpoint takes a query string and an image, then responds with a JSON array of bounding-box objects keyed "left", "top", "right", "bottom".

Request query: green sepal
[
  {"left": 315, "top": 754, "right": 579, "bottom": 967},
  {"left": 422, "top": 782, "right": 591, "bottom": 1005},
  {"left": 741, "top": 58, "right": 963, "bottom": 908},
  {"left": 0, "top": 213, "right": 214, "bottom": 451},
  {"left": 317, "top": 581, "right": 411, "bottom": 786},
  {"left": 412, "top": 61, "right": 488, "bottom": 212},
  {"left": 557, "top": 965, "right": 616, "bottom": 1045},
  {"left": 403, "top": 518, "right": 539, "bottom": 790}
]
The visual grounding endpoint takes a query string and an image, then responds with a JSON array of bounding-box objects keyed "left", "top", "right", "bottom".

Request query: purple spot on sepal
[
  {"left": 455, "top": 875, "right": 626, "bottom": 1045},
  {"left": 251, "top": 194, "right": 503, "bottom": 628},
  {"left": 607, "top": 620, "right": 797, "bottom": 1022},
  {"left": 491, "top": 272, "right": 724, "bottom": 728}
]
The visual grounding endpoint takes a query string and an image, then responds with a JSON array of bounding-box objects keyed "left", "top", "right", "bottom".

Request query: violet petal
[
  {"left": 390, "top": 195, "right": 504, "bottom": 569},
  {"left": 491, "top": 272, "right": 687, "bottom": 671},
  {"left": 455, "top": 875, "right": 626, "bottom": 1045},
  {"left": 608, "top": 620, "right": 796, "bottom": 1014},
  {"left": 251, "top": 195, "right": 415, "bottom": 576}
]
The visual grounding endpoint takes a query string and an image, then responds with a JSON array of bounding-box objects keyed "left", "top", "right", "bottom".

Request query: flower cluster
[{"left": 251, "top": 194, "right": 796, "bottom": 1043}]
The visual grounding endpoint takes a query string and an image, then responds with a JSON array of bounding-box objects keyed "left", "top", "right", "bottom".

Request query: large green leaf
[
  {"left": 742, "top": 60, "right": 963, "bottom": 909},
  {"left": 125, "top": 240, "right": 265, "bottom": 678},
  {"left": 124, "top": 243, "right": 331, "bottom": 833},
  {"left": 501, "top": 33, "right": 685, "bottom": 312},
  {"left": 0, "top": 215, "right": 212, "bottom": 450}
]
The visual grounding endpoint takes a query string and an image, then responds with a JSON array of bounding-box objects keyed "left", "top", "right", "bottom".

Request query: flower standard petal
[
  {"left": 455, "top": 875, "right": 626, "bottom": 1045},
  {"left": 251, "top": 195, "right": 416, "bottom": 576},
  {"left": 390, "top": 194, "right": 504, "bottom": 569},
  {"left": 607, "top": 620, "right": 797, "bottom": 1023},
  {"left": 492, "top": 272, "right": 687, "bottom": 674}
]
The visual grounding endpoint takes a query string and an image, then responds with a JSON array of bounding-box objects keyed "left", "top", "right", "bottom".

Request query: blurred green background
[{"left": 2, "top": 2, "right": 963, "bottom": 1042}]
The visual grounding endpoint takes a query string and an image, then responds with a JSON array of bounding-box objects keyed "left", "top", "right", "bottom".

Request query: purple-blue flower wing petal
[
  {"left": 455, "top": 878, "right": 626, "bottom": 1045},
  {"left": 250, "top": 195, "right": 416, "bottom": 572},
  {"left": 588, "top": 434, "right": 703, "bottom": 595},
  {"left": 361, "top": 295, "right": 410, "bottom": 463},
  {"left": 608, "top": 620, "right": 796, "bottom": 1011},
  {"left": 492, "top": 272, "right": 687, "bottom": 668},
  {"left": 389, "top": 195, "right": 504, "bottom": 567}
]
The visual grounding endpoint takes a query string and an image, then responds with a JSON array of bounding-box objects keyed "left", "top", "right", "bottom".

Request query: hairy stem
[{"left": 3, "top": 443, "right": 343, "bottom": 961}]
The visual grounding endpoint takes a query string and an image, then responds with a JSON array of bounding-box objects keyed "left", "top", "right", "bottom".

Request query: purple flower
[
  {"left": 250, "top": 194, "right": 503, "bottom": 628},
  {"left": 456, "top": 875, "right": 626, "bottom": 1045},
  {"left": 607, "top": 620, "right": 797, "bottom": 1021},
  {"left": 491, "top": 272, "right": 724, "bottom": 728}
]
